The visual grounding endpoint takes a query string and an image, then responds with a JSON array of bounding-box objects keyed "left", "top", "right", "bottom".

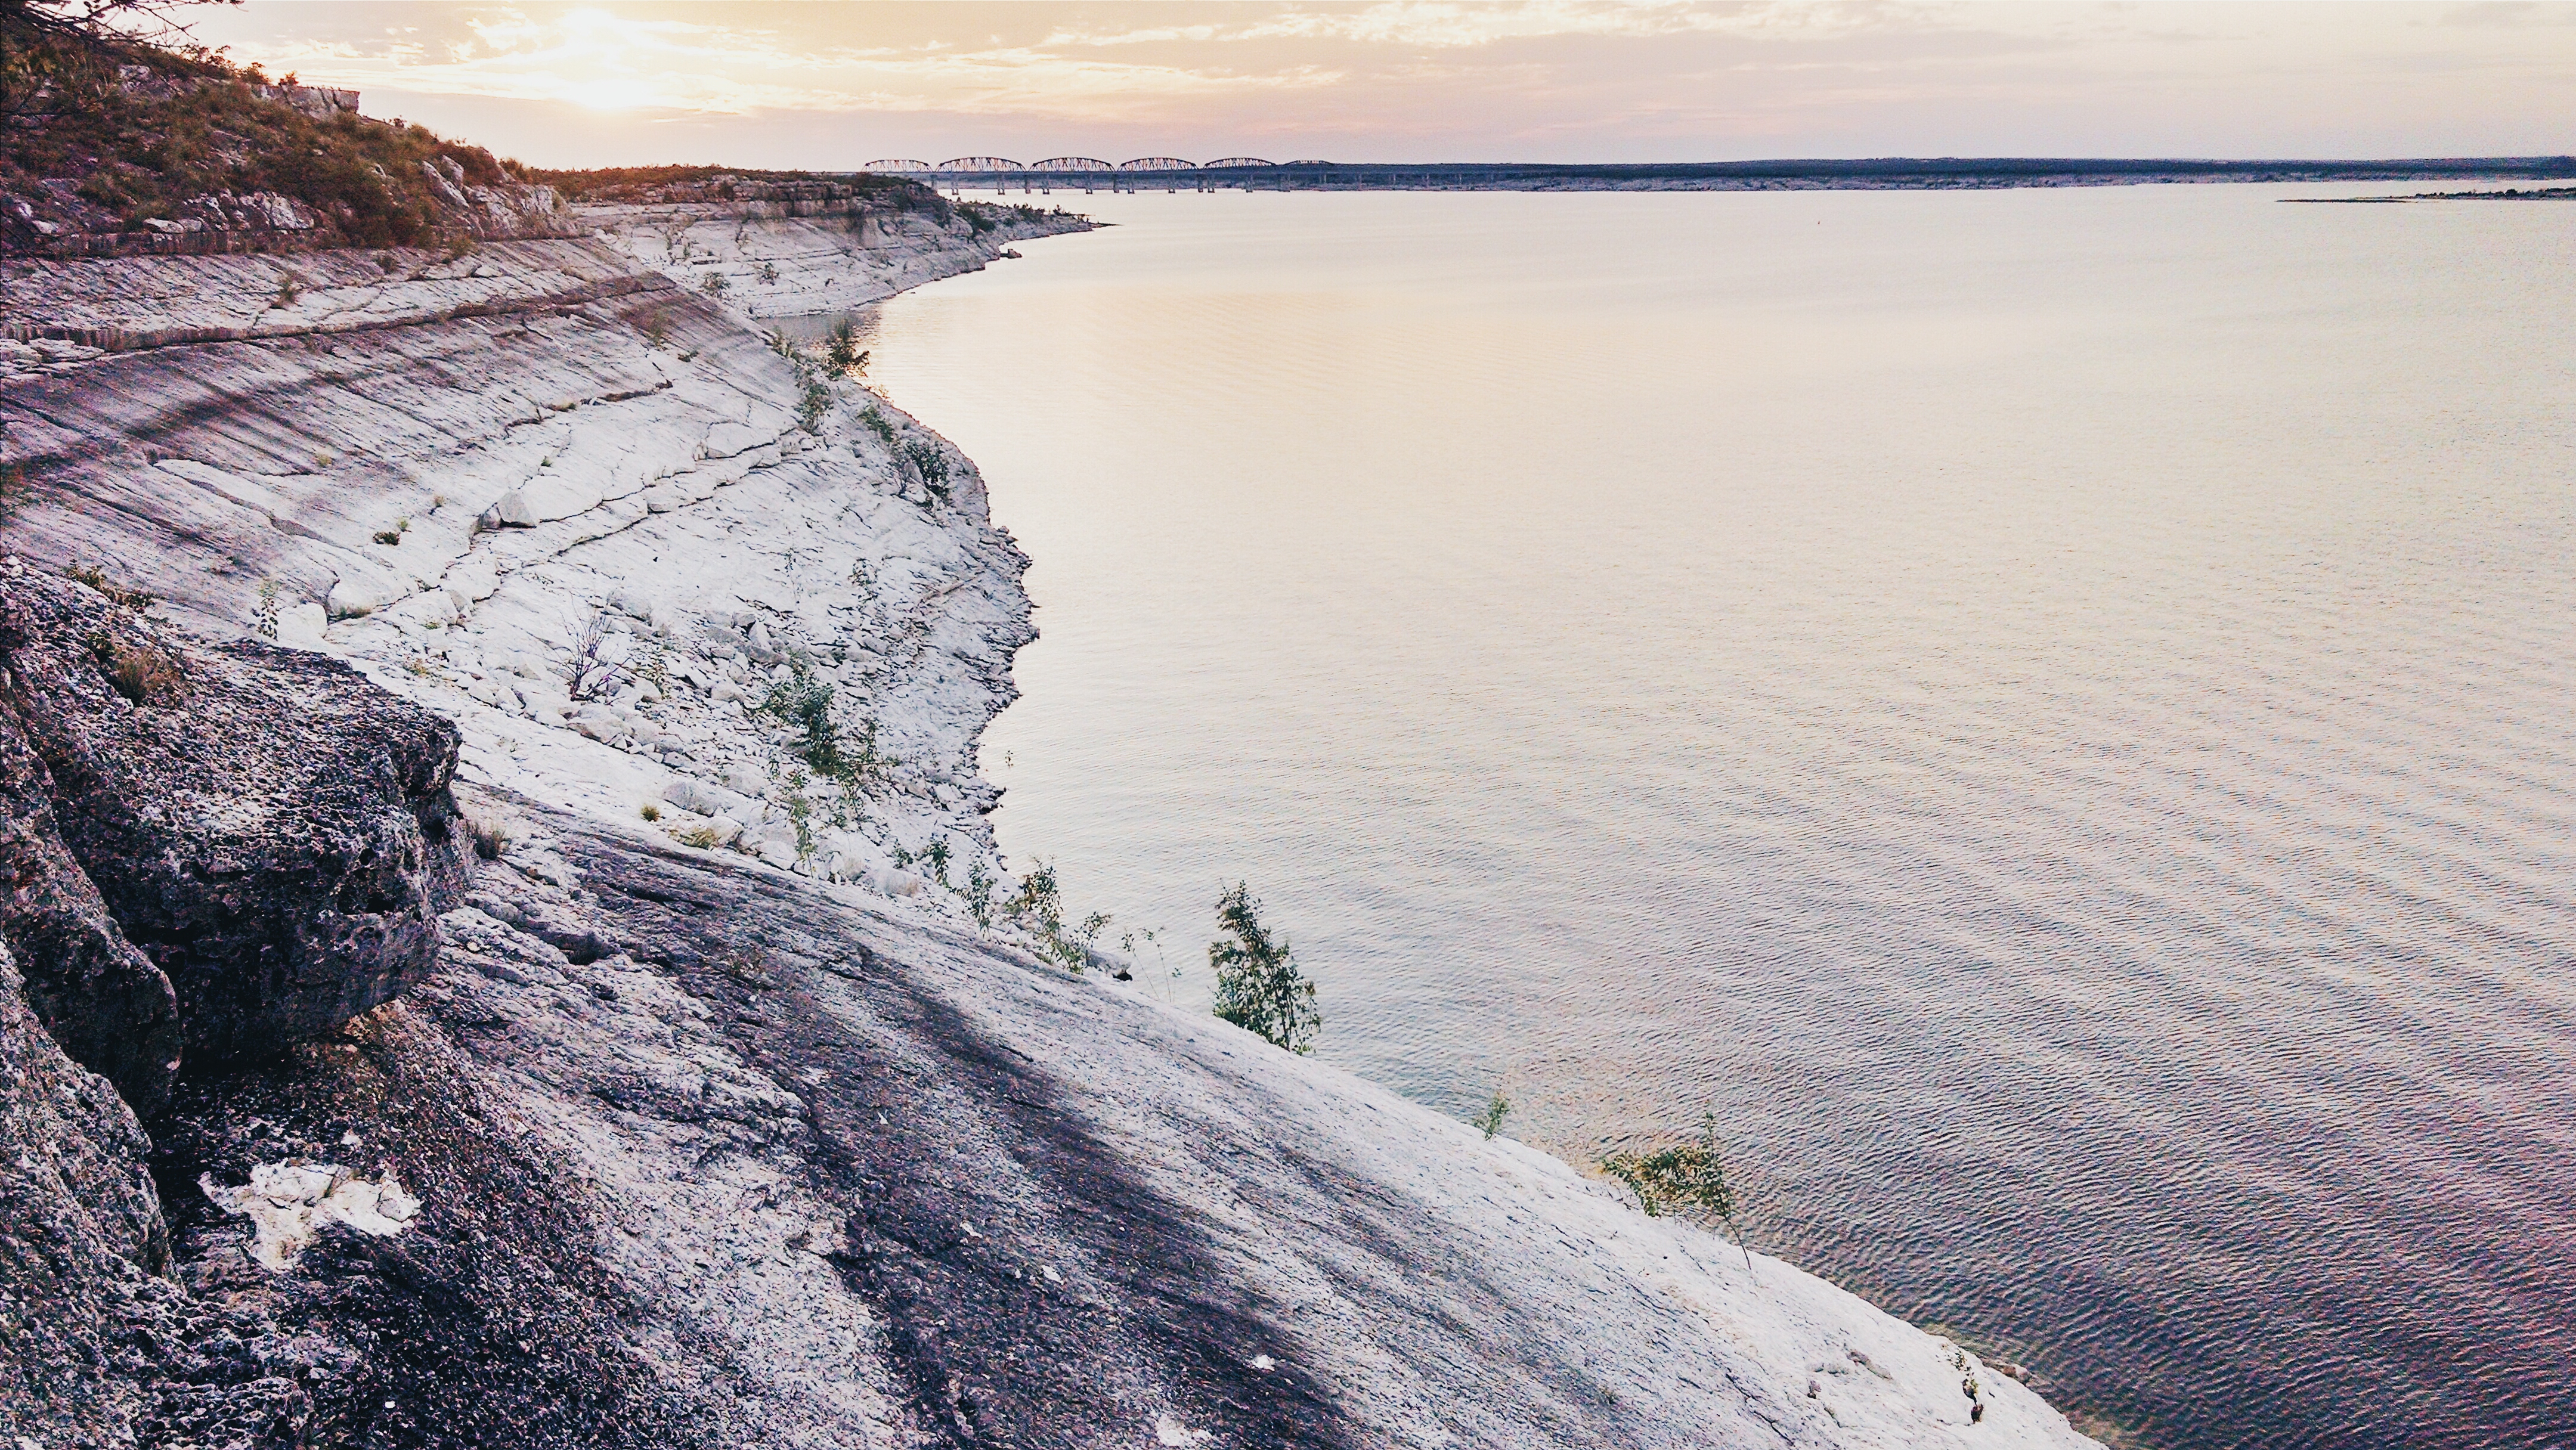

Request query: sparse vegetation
[
  {"left": 88, "top": 627, "right": 183, "bottom": 705},
  {"left": 1599, "top": 1111, "right": 1751, "bottom": 1267},
  {"left": 860, "top": 407, "right": 896, "bottom": 445},
  {"left": 1, "top": 11, "right": 540, "bottom": 252},
  {"left": 903, "top": 439, "right": 950, "bottom": 500},
  {"left": 639, "top": 803, "right": 661, "bottom": 822},
  {"left": 63, "top": 563, "right": 154, "bottom": 612},
  {"left": 671, "top": 822, "right": 726, "bottom": 850},
  {"left": 1472, "top": 1092, "right": 1511, "bottom": 1141},
  {"left": 822, "top": 315, "right": 868, "bottom": 378},
  {"left": 1004, "top": 861, "right": 1109, "bottom": 972},
  {"left": 779, "top": 766, "right": 818, "bottom": 866},
  {"left": 373, "top": 528, "right": 402, "bottom": 546},
  {"left": 561, "top": 609, "right": 631, "bottom": 702},
  {"left": 698, "top": 270, "right": 730, "bottom": 297},
  {"left": 1209, "top": 882, "right": 1319, "bottom": 1054},
  {"left": 797, "top": 374, "right": 832, "bottom": 433},
  {"left": 463, "top": 812, "right": 513, "bottom": 860},
  {"left": 751, "top": 658, "right": 887, "bottom": 803},
  {"left": 757, "top": 260, "right": 779, "bottom": 284},
  {"left": 250, "top": 579, "right": 280, "bottom": 639}
]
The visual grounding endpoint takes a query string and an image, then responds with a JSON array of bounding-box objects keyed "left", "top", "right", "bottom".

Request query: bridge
[{"left": 876, "top": 157, "right": 1315, "bottom": 194}]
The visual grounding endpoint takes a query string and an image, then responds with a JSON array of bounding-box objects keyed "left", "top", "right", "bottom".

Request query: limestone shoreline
[{"left": 0, "top": 195, "right": 2106, "bottom": 1448}]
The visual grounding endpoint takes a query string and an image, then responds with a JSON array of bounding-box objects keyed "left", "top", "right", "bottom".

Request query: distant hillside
[{"left": 0, "top": 14, "right": 587, "bottom": 256}]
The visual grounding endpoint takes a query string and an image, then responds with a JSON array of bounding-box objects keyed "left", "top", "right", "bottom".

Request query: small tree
[
  {"left": 1209, "top": 882, "right": 1319, "bottom": 1055},
  {"left": 822, "top": 315, "right": 869, "bottom": 378},
  {"left": 1472, "top": 1090, "right": 1510, "bottom": 1141},
  {"left": 562, "top": 610, "right": 630, "bottom": 701},
  {"left": 1601, "top": 1111, "right": 1751, "bottom": 1269}
]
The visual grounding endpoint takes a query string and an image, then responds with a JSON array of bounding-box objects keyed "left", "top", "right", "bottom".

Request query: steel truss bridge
[{"left": 863, "top": 157, "right": 1289, "bottom": 193}]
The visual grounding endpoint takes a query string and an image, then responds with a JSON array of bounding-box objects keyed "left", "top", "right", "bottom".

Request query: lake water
[{"left": 857, "top": 187, "right": 2576, "bottom": 1450}]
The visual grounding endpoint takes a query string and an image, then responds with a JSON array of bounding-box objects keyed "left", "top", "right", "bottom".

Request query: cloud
[
  {"left": 228, "top": 5, "right": 1346, "bottom": 117},
  {"left": 193, "top": 2, "right": 2576, "bottom": 165},
  {"left": 1051, "top": 1, "right": 1950, "bottom": 49}
]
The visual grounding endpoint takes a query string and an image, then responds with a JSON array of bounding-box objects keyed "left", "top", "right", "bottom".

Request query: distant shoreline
[
  {"left": 906, "top": 155, "right": 2576, "bottom": 194},
  {"left": 2284, "top": 184, "right": 2576, "bottom": 204}
]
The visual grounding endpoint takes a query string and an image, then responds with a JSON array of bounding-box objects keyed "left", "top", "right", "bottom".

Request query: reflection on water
[{"left": 860, "top": 188, "right": 2576, "bottom": 1450}]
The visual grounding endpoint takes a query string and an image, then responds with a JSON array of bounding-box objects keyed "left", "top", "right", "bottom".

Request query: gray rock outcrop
[{"left": 0, "top": 560, "right": 466, "bottom": 1067}]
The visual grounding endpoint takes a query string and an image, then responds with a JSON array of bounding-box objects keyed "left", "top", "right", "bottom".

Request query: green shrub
[
  {"left": 822, "top": 315, "right": 868, "bottom": 377},
  {"left": 1209, "top": 882, "right": 1318, "bottom": 1054},
  {"left": 903, "top": 439, "right": 950, "bottom": 500},
  {"left": 1004, "top": 862, "right": 1109, "bottom": 972},
  {"left": 1600, "top": 1111, "right": 1753, "bottom": 1266},
  {"left": 752, "top": 659, "right": 888, "bottom": 807},
  {"left": 797, "top": 375, "right": 832, "bottom": 433},
  {"left": 1472, "top": 1091, "right": 1510, "bottom": 1141}
]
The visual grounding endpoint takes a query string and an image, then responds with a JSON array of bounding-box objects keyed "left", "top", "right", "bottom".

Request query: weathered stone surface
[
  {"left": 0, "top": 559, "right": 467, "bottom": 1062},
  {"left": 0, "top": 943, "right": 165, "bottom": 1449},
  {"left": 0, "top": 693, "right": 181, "bottom": 1114}
]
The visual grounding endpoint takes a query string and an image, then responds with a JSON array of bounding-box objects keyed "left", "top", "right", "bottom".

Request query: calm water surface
[{"left": 860, "top": 188, "right": 2576, "bottom": 1450}]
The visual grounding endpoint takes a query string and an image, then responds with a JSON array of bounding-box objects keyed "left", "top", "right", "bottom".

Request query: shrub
[
  {"left": 781, "top": 767, "right": 817, "bottom": 866},
  {"left": 1209, "top": 882, "right": 1318, "bottom": 1054},
  {"left": 463, "top": 813, "right": 512, "bottom": 860},
  {"left": 671, "top": 822, "right": 725, "bottom": 850},
  {"left": 797, "top": 375, "right": 832, "bottom": 433},
  {"left": 88, "top": 630, "right": 183, "bottom": 705},
  {"left": 1472, "top": 1092, "right": 1510, "bottom": 1141},
  {"left": 754, "top": 660, "right": 840, "bottom": 770},
  {"left": 860, "top": 407, "right": 896, "bottom": 444},
  {"left": 63, "top": 563, "right": 154, "bottom": 612},
  {"left": 903, "top": 439, "right": 950, "bottom": 500},
  {"left": 1599, "top": 1111, "right": 1751, "bottom": 1266},
  {"left": 1004, "top": 862, "right": 1108, "bottom": 972},
  {"left": 822, "top": 315, "right": 868, "bottom": 378},
  {"left": 373, "top": 529, "right": 402, "bottom": 546},
  {"left": 699, "top": 271, "right": 730, "bottom": 296},
  {"left": 758, "top": 261, "right": 779, "bottom": 284},
  {"left": 639, "top": 803, "right": 661, "bottom": 822},
  {"left": 561, "top": 609, "right": 630, "bottom": 701}
]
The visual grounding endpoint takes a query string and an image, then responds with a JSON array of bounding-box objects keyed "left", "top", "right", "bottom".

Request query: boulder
[
  {"left": 0, "top": 701, "right": 182, "bottom": 1113},
  {"left": 0, "top": 942, "right": 168, "bottom": 1447},
  {"left": 0, "top": 559, "right": 468, "bottom": 1064}
]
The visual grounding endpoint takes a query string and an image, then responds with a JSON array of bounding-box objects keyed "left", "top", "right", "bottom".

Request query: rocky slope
[{"left": 0, "top": 186, "right": 2102, "bottom": 1448}]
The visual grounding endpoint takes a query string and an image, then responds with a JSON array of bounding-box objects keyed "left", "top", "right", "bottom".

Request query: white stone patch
[{"left": 201, "top": 1161, "right": 422, "bottom": 1270}]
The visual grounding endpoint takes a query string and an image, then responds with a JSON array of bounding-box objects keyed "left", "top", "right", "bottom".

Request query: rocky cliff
[{"left": 0, "top": 178, "right": 2101, "bottom": 1449}]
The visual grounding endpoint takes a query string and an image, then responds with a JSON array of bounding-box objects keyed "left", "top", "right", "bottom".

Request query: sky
[{"left": 185, "top": 2, "right": 2576, "bottom": 168}]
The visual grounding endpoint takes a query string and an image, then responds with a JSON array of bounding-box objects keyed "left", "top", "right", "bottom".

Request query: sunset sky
[{"left": 191, "top": 2, "right": 2576, "bottom": 169}]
